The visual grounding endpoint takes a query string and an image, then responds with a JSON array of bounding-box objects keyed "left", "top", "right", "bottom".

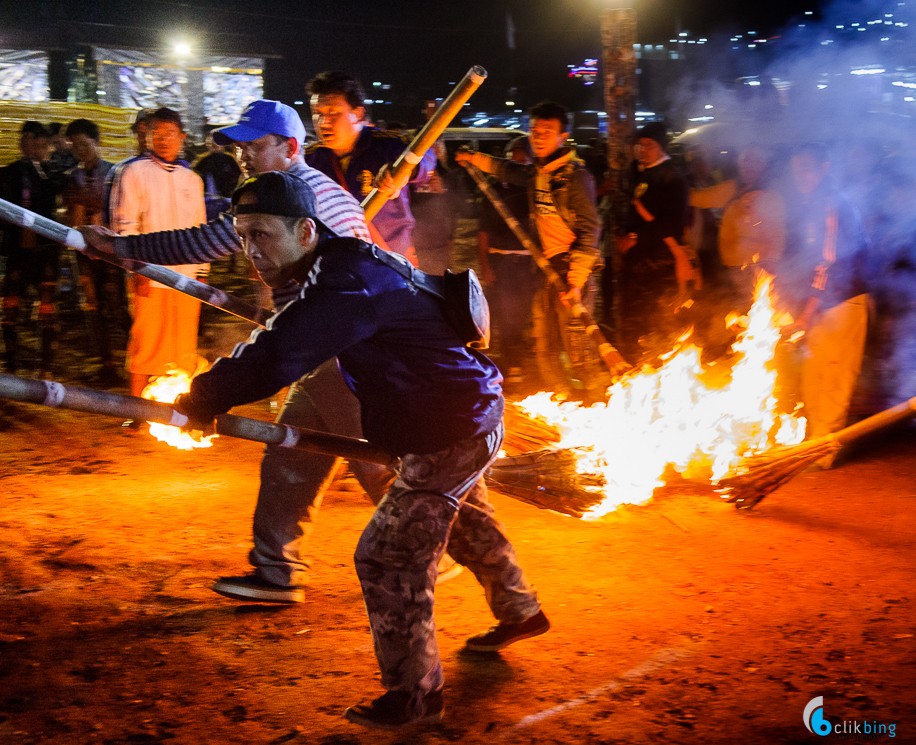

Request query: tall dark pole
[{"left": 600, "top": 8, "right": 638, "bottom": 335}]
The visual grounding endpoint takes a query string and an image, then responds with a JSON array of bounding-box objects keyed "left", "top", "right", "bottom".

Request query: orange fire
[
  {"left": 141, "top": 369, "right": 216, "bottom": 450},
  {"left": 517, "top": 274, "right": 805, "bottom": 518}
]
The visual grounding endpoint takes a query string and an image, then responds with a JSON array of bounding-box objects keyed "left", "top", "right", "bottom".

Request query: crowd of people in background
[
  {"left": 673, "top": 131, "right": 915, "bottom": 467},
  {"left": 2, "top": 94, "right": 914, "bottom": 445}
]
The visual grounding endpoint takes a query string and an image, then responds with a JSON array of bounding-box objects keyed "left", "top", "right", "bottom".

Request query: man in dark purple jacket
[{"left": 305, "top": 70, "right": 435, "bottom": 268}]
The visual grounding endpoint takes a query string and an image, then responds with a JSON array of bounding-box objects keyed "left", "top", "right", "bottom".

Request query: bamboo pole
[
  {"left": 463, "top": 163, "right": 631, "bottom": 377},
  {"left": 0, "top": 197, "right": 272, "bottom": 328},
  {"left": 0, "top": 373, "right": 596, "bottom": 518},
  {"left": 0, "top": 373, "right": 395, "bottom": 466},
  {"left": 361, "top": 65, "right": 487, "bottom": 220}
]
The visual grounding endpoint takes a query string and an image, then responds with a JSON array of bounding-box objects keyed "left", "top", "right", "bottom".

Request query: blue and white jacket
[{"left": 187, "top": 238, "right": 503, "bottom": 455}]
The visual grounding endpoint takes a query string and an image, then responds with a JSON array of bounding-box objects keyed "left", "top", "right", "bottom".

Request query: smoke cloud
[{"left": 671, "top": 0, "right": 916, "bottom": 408}]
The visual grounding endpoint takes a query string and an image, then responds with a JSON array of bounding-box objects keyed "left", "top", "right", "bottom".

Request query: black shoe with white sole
[
  {"left": 211, "top": 574, "right": 305, "bottom": 604},
  {"left": 464, "top": 609, "right": 550, "bottom": 652}
]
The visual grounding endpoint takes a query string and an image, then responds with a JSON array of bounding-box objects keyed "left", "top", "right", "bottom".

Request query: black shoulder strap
[
  {"left": 337, "top": 238, "right": 445, "bottom": 300},
  {"left": 335, "top": 238, "right": 489, "bottom": 349}
]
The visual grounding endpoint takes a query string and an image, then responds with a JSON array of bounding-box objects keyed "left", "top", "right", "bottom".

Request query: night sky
[
  {"left": 637, "top": 0, "right": 821, "bottom": 38},
  {"left": 0, "top": 0, "right": 877, "bottom": 121}
]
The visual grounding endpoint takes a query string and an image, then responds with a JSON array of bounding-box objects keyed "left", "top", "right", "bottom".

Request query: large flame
[
  {"left": 518, "top": 274, "right": 805, "bottom": 519},
  {"left": 142, "top": 369, "right": 216, "bottom": 450}
]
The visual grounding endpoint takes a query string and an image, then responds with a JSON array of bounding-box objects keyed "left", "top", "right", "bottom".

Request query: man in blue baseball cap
[
  {"left": 212, "top": 99, "right": 306, "bottom": 145},
  {"left": 211, "top": 100, "right": 307, "bottom": 181},
  {"left": 79, "top": 97, "right": 464, "bottom": 604}
]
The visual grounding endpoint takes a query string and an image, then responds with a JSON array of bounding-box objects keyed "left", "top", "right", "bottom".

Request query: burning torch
[
  {"left": 5, "top": 372, "right": 912, "bottom": 517},
  {"left": 0, "top": 373, "right": 394, "bottom": 466}
]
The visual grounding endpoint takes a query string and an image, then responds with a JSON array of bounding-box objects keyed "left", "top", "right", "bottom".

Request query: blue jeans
[{"left": 251, "top": 358, "right": 394, "bottom": 586}]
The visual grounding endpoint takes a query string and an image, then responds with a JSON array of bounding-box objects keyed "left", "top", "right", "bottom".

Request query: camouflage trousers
[{"left": 354, "top": 422, "right": 541, "bottom": 695}]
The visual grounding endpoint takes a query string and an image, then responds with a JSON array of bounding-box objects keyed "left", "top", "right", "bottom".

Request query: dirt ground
[{"left": 1, "top": 384, "right": 914, "bottom": 745}]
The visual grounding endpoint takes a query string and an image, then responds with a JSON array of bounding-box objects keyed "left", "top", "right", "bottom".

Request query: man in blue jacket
[{"left": 175, "top": 171, "right": 549, "bottom": 729}]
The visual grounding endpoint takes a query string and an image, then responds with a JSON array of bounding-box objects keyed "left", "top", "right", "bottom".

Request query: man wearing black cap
[
  {"left": 174, "top": 171, "right": 547, "bottom": 729},
  {"left": 615, "top": 121, "right": 696, "bottom": 365},
  {"left": 1, "top": 121, "right": 65, "bottom": 378}
]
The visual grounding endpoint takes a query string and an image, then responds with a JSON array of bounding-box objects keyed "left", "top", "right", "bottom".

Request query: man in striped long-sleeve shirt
[
  {"left": 104, "top": 101, "right": 371, "bottom": 310},
  {"left": 81, "top": 100, "right": 404, "bottom": 603},
  {"left": 777, "top": 143, "right": 870, "bottom": 466}
]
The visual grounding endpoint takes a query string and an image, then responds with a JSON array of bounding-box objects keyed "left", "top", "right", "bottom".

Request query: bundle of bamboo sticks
[{"left": 718, "top": 395, "right": 916, "bottom": 508}]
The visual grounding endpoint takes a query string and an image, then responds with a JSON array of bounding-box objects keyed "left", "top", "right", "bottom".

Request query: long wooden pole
[
  {"left": 361, "top": 65, "right": 487, "bottom": 221},
  {"left": 463, "top": 163, "right": 631, "bottom": 376},
  {"left": 0, "top": 373, "right": 395, "bottom": 466},
  {"left": 0, "top": 198, "right": 272, "bottom": 327},
  {"left": 0, "top": 372, "right": 595, "bottom": 518}
]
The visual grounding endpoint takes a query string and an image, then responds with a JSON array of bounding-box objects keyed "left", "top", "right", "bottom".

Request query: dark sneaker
[
  {"left": 211, "top": 574, "right": 305, "bottom": 604},
  {"left": 121, "top": 419, "right": 143, "bottom": 432},
  {"left": 464, "top": 609, "right": 550, "bottom": 652},
  {"left": 435, "top": 555, "right": 463, "bottom": 585},
  {"left": 344, "top": 688, "right": 443, "bottom": 730}
]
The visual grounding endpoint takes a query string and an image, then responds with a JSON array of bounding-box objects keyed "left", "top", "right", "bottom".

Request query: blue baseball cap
[{"left": 212, "top": 100, "right": 306, "bottom": 146}]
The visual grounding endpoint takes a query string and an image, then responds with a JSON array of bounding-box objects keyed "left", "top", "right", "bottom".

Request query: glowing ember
[
  {"left": 518, "top": 274, "right": 805, "bottom": 519},
  {"left": 142, "top": 369, "right": 216, "bottom": 450}
]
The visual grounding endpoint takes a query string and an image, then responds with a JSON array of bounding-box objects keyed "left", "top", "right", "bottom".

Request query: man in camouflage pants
[
  {"left": 174, "top": 171, "right": 549, "bottom": 730},
  {"left": 354, "top": 421, "right": 544, "bottom": 720}
]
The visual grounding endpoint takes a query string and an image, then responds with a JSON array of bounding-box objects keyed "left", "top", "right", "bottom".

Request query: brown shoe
[
  {"left": 344, "top": 688, "right": 443, "bottom": 730},
  {"left": 464, "top": 609, "right": 550, "bottom": 652}
]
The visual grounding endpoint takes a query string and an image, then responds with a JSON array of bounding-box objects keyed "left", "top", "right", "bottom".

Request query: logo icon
[{"left": 804, "top": 696, "right": 832, "bottom": 737}]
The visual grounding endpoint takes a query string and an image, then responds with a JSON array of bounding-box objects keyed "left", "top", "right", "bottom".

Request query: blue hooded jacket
[{"left": 187, "top": 238, "right": 503, "bottom": 455}]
